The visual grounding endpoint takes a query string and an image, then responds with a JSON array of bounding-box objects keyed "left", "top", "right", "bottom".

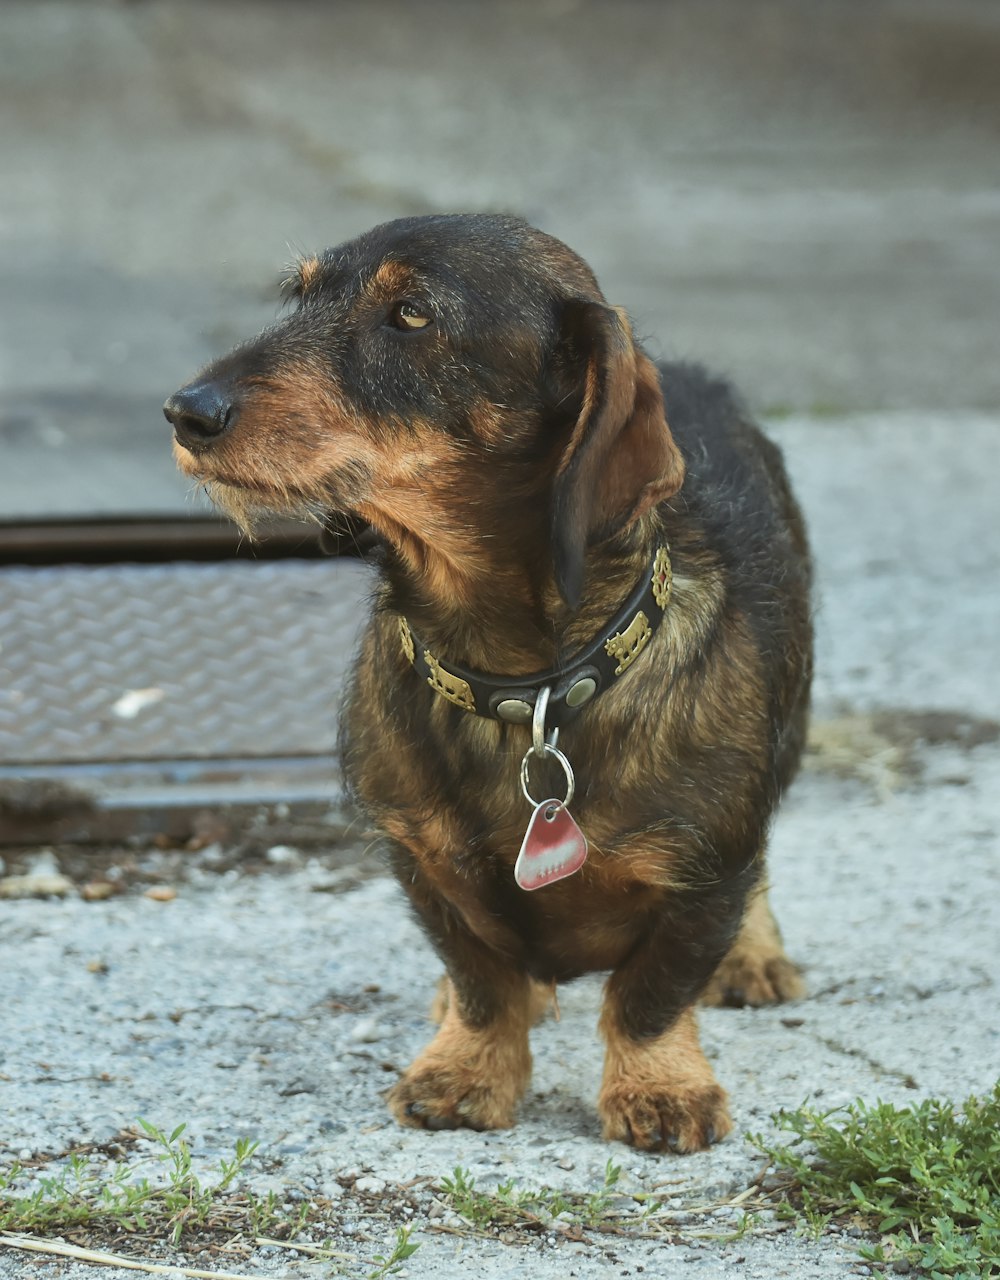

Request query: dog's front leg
[
  {"left": 386, "top": 862, "right": 533, "bottom": 1131},
  {"left": 598, "top": 888, "right": 747, "bottom": 1153},
  {"left": 599, "top": 1005, "right": 731, "bottom": 1154},
  {"left": 389, "top": 970, "right": 533, "bottom": 1131}
]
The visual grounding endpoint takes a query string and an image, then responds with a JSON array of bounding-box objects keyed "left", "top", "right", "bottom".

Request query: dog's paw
[
  {"left": 389, "top": 1064, "right": 521, "bottom": 1132},
  {"left": 388, "top": 994, "right": 533, "bottom": 1133},
  {"left": 599, "top": 1080, "right": 732, "bottom": 1153},
  {"left": 598, "top": 1006, "right": 732, "bottom": 1153},
  {"left": 701, "top": 951, "right": 805, "bottom": 1008}
]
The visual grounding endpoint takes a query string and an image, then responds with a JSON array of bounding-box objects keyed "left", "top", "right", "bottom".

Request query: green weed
[
  {"left": 750, "top": 1083, "right": 1000, "bottom": 1279},
  {"left": 368, "top": 1224, "right": 420, "bottom": 1278},
  {"left": 0, "top": 1120, "right": 264, "bottom": 1247},
  {"left": 439, "top": 1158, "right": 625, "bottom": 1232},
  {"left": 0, "top": 1119, "right": 420, "bottom": 1275}
]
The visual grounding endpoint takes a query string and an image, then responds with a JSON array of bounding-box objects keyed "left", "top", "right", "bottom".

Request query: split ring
[{"left": 520, "top": 742, "right": 576, "bottom": 809}]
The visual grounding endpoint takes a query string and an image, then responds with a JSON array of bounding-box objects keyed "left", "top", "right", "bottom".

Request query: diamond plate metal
[{"left": 0, "top": 560, "right": 371, "bottom": 764}]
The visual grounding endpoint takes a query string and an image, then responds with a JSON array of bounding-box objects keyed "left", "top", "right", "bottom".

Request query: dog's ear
[{"left": 551, "top": 302, "right": 685, "bottom": 609}]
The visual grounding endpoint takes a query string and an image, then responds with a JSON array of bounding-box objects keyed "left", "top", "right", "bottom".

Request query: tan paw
[
  {"left": 598, "top": 1006, "right": 732, "bottom": 1153},
  {"left": 389, "top": 1060, "right": 522, "bottom": 1131},
  {"left": 391, "top": 980, "right": 532, "bottom": 1132},
  {"left": 599, "top": 1079, "right": 732, "bottom": 1153},
  {"left": 701, "top": 951, "right": 805, "bottom": 1007}
]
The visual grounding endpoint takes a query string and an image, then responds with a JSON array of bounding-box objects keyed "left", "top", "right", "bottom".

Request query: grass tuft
[
  {"left": 0, "top": 1120, "right": 267, "bottom": 1247},
  {"left": 750, "top": 1082, "right": 1000, "bottom": 1279},
  {"left": 439, "top": 1158, "right": 626, "bottom": 1232},
  {"left": 0, "top": 1119, "right": 419, "bottom": 1276},
  {"left": 368, "top": 1224, "right": 420, "bottom": 1278}
]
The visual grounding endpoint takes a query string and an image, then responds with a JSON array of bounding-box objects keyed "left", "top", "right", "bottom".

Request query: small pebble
[
  {"left": 557, "top": 1156, "right": 575, "bottom": 1170},
  {"left": 82, "top": 881, "right": 115, "bottom": 901},
  {"left": 0, "top": 872, "right": 74, "bottom": 899},
  {"left": 196, "top": 842, "right": 226, "bottom": 865},
  {"left": 349, "top": 1017, "right": 382, "bottom": 1043},
  {"left": 266, "top": 844, "right": 300, "bottom": 865},
  {"left": 355, "top": 1175, "right": 386, "bottom": 1194}
]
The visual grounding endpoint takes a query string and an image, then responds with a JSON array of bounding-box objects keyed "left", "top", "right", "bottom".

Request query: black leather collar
[{"left": 398, "top": 545, "right": 672, "bottom": 728}]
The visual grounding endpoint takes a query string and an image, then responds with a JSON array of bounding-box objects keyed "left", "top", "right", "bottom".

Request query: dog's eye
[{"left": 389, "top": 301, "right": 433, "bottom": 331}]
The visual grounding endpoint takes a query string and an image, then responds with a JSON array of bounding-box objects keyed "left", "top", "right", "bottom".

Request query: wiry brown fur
[{"left": 165, "top": 214, "right": 813, "bottom": 1153}]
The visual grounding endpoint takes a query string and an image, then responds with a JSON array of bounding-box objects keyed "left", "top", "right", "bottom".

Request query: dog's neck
[
  {"left": 379, "top": 551, "right": 559, "bottom": 675},
  {"left": 377, "top": 515, "right": 660, "bottom": 680}
]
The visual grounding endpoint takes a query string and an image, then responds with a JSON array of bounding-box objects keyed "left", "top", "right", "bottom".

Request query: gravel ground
[{"left": 2, "top": 414, "right": 999, "bottom": 1279}]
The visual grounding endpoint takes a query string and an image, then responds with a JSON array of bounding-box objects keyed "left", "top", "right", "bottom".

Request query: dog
[{"left": 165, "top": 214, "right": 812, "bottom": 1153}]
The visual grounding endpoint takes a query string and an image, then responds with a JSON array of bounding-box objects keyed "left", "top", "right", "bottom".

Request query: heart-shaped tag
[{"left": 514, "top": 799, "right": 589, "bottom": 891}]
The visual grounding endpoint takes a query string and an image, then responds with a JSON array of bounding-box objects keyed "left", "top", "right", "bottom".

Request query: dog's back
[{"left": 661, "top": 359, "right": 813, "bottom": 793}]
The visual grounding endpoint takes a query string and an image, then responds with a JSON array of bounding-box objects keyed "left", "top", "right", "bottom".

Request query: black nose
[{"left": 163, "top": 381, "right": 235, "bottom": 449}]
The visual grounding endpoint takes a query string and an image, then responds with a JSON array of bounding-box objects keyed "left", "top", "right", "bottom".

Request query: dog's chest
[{"left": 374, "top": 767, "right": 667, "bottom": 975}]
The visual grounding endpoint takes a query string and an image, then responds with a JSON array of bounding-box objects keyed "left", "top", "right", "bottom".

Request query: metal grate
[{"left": 0, "top": 559, "right": 371, "bottom": 765}]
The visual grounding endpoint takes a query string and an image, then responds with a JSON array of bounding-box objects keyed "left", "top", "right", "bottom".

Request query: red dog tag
[{"left": 514, "top": 800, "right": 588, "bottom": 891}]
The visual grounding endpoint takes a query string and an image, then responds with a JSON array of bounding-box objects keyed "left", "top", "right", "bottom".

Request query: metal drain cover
[{"left": 0, "top": 558, "right": 371, "bottom": 766}]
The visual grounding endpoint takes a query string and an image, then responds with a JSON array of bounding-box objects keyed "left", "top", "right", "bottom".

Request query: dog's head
[{"left": 165, "top": 215, "right": 684, "bottom": 610}]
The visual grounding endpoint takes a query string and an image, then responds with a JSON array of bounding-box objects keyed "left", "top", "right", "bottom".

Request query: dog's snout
[{"left": 164, "top": 381, "right": 234, "bottom": 449}]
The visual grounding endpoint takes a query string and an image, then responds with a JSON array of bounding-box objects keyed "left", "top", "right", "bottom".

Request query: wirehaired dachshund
[{"left": 165, "top": 214, "right": 812, "bottom": 1153}]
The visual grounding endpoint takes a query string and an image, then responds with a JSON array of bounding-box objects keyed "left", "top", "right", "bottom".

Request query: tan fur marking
[
  {"left": 298, "top": 256, "right": 322, "bottom": 291},
  {"left": 181, "top": 380, "right": 547, "bottom": 639},
  {"left": 359, "top": 430, "right": 482, "bottom": 602},
  {"left": 598, "top": 1006, "right": 732, "bottom": 1153},
  {"left": 369, "top": 258, "right": 413, "bottom": 300},
  {"left": 466, "top": 400, "right": 531, "bottom": 448},
  {"left": 389, "top": 976, "right": 533, "bottom": 1131}
]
